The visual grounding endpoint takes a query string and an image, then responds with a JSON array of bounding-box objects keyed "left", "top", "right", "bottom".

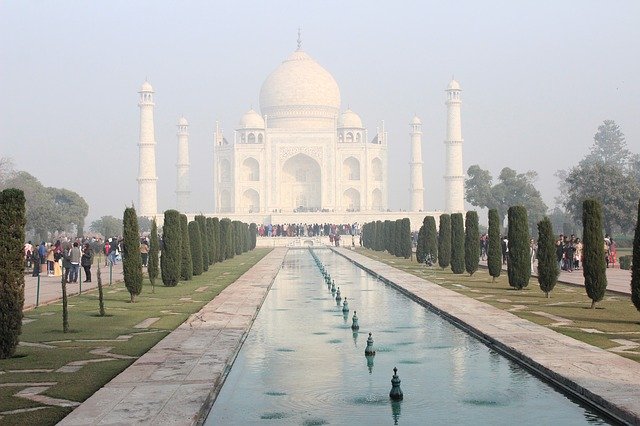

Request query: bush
[
  {"left": 180, "top": 214, "right": 192, "bottom": 281},
  {"left": 220, "top": 219, "right": 233, "bottom": 260},
  {"left": 450, "top": 213, "right": 465, "bottom": 274},
  {"left": 195, "top": 215, "right": 209, "bottom": 271},
  {"left": 537, "top": 217, "right": 559, "bottom": 297},
  {"left": 249, "top": 223, "right": 257, "bottom": 250},
  {"left": 619, "top": 255, "right": 632, "bottom": 270},
  {"left": 212, "top": 218, "right": 222, "bottom": 262},
  {"left": 400, "top": 218, "right": 412, "bottom": 259},
  {"left": 188, "top": 221, "right": 203, "bottom": 276},
  {"left": 122, "top": 206, "right": 143, "bottom": 302},
  {"left": 424, "top": 216, "right": 438, "bottom": 263},
  {"left": 583, "top": 199, "right": 607, "bottom": 308},
  {"left": 507, "top": 206, "right": 531, "bottom": 290},
  {"left": 487, "top": 208, "right": 502, "bottom": 282},
  {"left": 0, "top": 189, "right": 26, "bottom": 358},
  {"left": 438, "top": 214, "right": 451, "bottom": 269},
  {"left": 465, "top": 211, "right": 480, "bottom": 276},
  {"left": 148, "top": 219, "right": 159, "bottom": 287},
  {"left": 160, "top": 210, "right": 181, "bottom": 287},
  {"left": 416, "top": 225, "right": 426, "bottom": 263}
]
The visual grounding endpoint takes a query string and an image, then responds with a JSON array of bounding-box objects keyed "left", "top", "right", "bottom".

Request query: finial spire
[{"left": 297, "top": 26, "right": 302, "bottom": 50}]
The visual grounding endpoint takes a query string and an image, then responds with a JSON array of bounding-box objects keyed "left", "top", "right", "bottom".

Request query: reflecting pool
[{"left": 206, "top": 249, "right": 609, "bottom": 425}]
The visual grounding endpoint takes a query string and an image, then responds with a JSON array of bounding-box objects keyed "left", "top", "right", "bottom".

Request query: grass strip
[
  {"left": 357, "top": 248, "right": 640, "bottom": 362},
  {"left": 0, "top": 248, "right": 271, "bottom": 426}
]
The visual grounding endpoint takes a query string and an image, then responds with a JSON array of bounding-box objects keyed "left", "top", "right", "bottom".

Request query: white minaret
[
  {"left": 444, "top": 79, "right": 464, "bottom": 213},
  {"left": 176, "top": 117, "right": 190, "bottom": 213},
  {"left": 409, "top": 115, "right": 424, "bottom": 211},
  {"left": 137, "top": 81, "right": 158, "bottom": 217}
]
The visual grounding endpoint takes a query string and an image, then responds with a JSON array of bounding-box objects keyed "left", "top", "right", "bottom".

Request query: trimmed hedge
[
  {"left": 122, "top": 206, "right": 143, "bottom": 302},
  {"left": 160, "top": 210, "right": 181, "bottom": 287}
]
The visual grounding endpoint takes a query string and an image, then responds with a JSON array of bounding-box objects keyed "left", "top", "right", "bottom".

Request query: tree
[
  {"left": 465, "top": 211, "right": 480, "bottom": 276},
  {"left": 562, "top": 120, "right": 640, "bottom": 234},
  {"left": 0, "top": 189, "right": 26, "bottom": 358},
  {"left": 90, "top": 216, "right": 123, "bottom": 239},
  {"left": 220, "top": 219, "right": 233, "bottom": 260},
  {"left": 122, "top": 206, "right": 143, "bottom": 302},
  {"left": 179, "top": 214, "right": 192, "bottom": 281},
  {"left": 188, "top": 221, "right": 204, "bottom": 276},
  {"left": 249, "top": 223, "right": 257, "bottom": 250},
  {"left": 161, "top": 210, "right": 181, "bottom": 287},
  {"left": 487, "top": 209, "right": 502, "bottom": 282},
  {"left": 148, "top": 219, "right": 159, "bottom": 291},
  {"left": 233, "top": 221, "right": 244, "bottom": 255},
  {"left": 206, "top": 217, "right": 216, "bottom": 264},
  {"left": 465, "top": 165, "right": 547, "bottom": 234},
  {"left": 416, "top": 225, "right": 426, "bottom": 263},
  {"left": 400, "top": 218, "right": 412, "bottom": 259},
  {"left": 137, "top": 216, "right": 152, "bottom": 233},
  {"left": 212, "top": 218, "right": 222, "bottom": 262},
  {"left": 394, "top": 219, "right": 403, "bottom": 257},
  {"left": 537, "top": 217, "right": 559, "bottom": 298},
  {"left": 438, "top": 214, "right": 451, "bottom": 269},
  {"left": 96, "top": 264, "right": 105, "bottom": 316},
  {"left": 195, "top": 215, "right": 209, "bottom": 271},
  {"left": 424, "top": 216, "right": 438, "bottom": 264},
  {"left": 450, "top": 213, "right": 465, "bottom": 274},
  {"left": 507, "top": 206, "right": 531, "bottom": 290},
  {"left": 582, "top": 199, "right": 607, "bottom": 308},
  {"left": 632, "top": 199, "right": 640, "bottom": 312}
]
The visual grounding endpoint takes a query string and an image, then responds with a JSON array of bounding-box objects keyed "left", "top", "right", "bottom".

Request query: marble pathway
[
  {"left": 337, "top": 248, "right": 640, "bottom": 424},
  {"left": 59, "top": 248, "right": 287, "bottom": 425}
]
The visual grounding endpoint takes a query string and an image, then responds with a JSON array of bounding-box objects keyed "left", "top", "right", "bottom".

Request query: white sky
[{"left": 1, "top": 1, "right": 638, "bottom": 222}]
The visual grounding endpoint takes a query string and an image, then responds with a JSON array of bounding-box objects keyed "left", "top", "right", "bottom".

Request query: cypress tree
[
  {"left": 375, "top": 220, "right": 384, "bottom": 252},
  {"left": 487, "top": 209, "right": 502, "bottom": 282},
  {"left": 537, "top": 217, "right": 559, "bottom": 298},
  {"left": 148, "top": 218, "right": 159, "bottom": 292},
  {"left": 450, "top": 213, "right": 465, "bottom": 274},
  {"left": 220, "top": 219, "right": 232, "bottom": 259},
  {"left": 123, "top": 206, "right": 143, "bottom": 302},
  {"left": 249, "top": 223, "right": 257, "bottom": 250},
  {"left": 632, "top": 199, "right": 640, "bottom": 312},
  {"left": 424, "top": 216, "right": 438, "bottom": 264},
  {"left": 507, "top": 206, "right": 531, "bottom": 290},
  {"left": 383, "top": 220, "right": 392, "bottom": 253},
  {"left": 233, "top": 221, "right": 243, "bottom": 255},
  {"left": 96, "top": 264, "right": 105, "bottom": 316},
  {"left": 416, "top": 225, "right": 426, "bottom": 263},
  {"left": 195, "top": 215, "right": 209, "bottom": 271},
  {"left": 0, "top": 189, "right": 26, "bottom": 358},
  {"left": 161, "top": 209, "right": 181, "bottom": 287},
  {"left": 438, "top": 214, "right": 451, "bottom": 269},
  {"left": 401, "top": 218, "right": 412, "bottom": 259},
  {"left": 582, "top": 199, "right": 607, "bottom": 308},
  {"left": 213, "top": 217, "right": 222, "bottom": 262},
  {"left": 188, "top": 221, "right": 203, "bottom": 276},
  {"left": 206, "top": 217, "right": 215, "bottom": 265},
  {"left": 465, "top": 211, "right": 480, "bottom": 276},
  {"left": 394, "top": 219, "right": 403, "bottom": 257},
  {"left": 180, "top": 214, "right": 193, "bottom": 280}
]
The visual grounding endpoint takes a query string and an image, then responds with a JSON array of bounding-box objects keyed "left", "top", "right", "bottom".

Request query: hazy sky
[{"left": 1, "top": 1, "right": 638, "bottom": 223}]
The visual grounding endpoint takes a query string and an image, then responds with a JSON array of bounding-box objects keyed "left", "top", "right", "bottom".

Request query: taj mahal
[{"left": 136, "top": 37, "right": 465, "bottom": 228}]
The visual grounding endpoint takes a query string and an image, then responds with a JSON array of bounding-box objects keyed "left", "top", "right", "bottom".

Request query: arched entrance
[
  {"left": 282, "top": 153, "right": 321, "bottom": 211},
  {"left": 343, "top": 188, "right": 360, "bottom": 211},
  {"left": 242, "top": 189, "right": 260, "bottom": 213}
]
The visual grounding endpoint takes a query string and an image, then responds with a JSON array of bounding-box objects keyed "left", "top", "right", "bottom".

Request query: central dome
[{"left": 259, "top": 50, "right": 341, "bottom": 129}]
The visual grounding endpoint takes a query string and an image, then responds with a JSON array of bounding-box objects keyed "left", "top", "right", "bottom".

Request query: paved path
[
  {"left": 23, "top": 262, "right": 124, "bottom": 311},
  {"left": 337, "top": 248, "right": 640, "bottom": 425},
  {"left": 59, "top": 248, "right": 287, "bottom": 425},
  {"left": 480, "top": 260, "right": 632, "bottom": 295}
]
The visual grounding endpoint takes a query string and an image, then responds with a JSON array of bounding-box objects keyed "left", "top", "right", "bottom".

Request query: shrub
[
  {"left": 148, "top": 219, "right": 159, "bottom": 288},
  {"left": 195, "top": 215, "right": 209, "bottom": 271},
  {"left": 400, "top": 218, "right": 412, "bottom": 259},
  {"left": 416, "top": 225, "right": 426, "bottom": 263},
  {"left": 180, "top": 214, "right": 192, "bottom": 281},
  {"left": 424, "top": 216, "right": 438, "bottom": 263},
  {"left": 160, "top": 210, "right": 181, "bottom": 287},
  {"left": 188, "top": 221, "right": 203, "bottom": 276},
  {"left": 249, "top": 223, "right": 257, "bottom": 250},
  {"left": 507, "top": 206, "right": 531, "bottom": 289},
  {"left": 450, "top": 213, "right": 465, "bottom": 274},
  {"left": 212, "top": 217, "right": 222, "bottom": 262},
  {"left": 487, "top": 208, "right": 502, "bottom": 282},
  {"left": 537, "top": 217, "right": 559, "bottom": 297},
  {"left": 583, "top": 199, "right": 607, "bottom": 308},
  {"left": 0, "top": 189, "right": 26, "bottom": 358},
  {"left": 122, "top": 206, "right": 143, "bottom": 302},
  {"left": 438, "top": 214, "right": 451, "bottom": 269},
  {"left": 464, "top": 211, "right": 480, "bottom": 276}
]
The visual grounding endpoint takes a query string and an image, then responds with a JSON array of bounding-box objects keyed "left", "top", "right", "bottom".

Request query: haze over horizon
[{"left": 1, "top": 1, "right": 638, "bottom": 223}]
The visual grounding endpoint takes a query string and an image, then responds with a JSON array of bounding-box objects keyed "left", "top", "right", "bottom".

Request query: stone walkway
[
  {"left": 23, "top": 262, "right": 124, "bottom": 311},
  {"left": 59, "top": 248, "right": 287, "bottom": 425},
  {"left": 338, "top": 248, "right": 640, "bottom": 424}
]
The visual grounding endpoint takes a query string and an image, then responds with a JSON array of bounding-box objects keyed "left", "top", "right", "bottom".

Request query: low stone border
[
  {"left": 334, "top": 248, "right": 640, "bottom": 425},
  {"left": 59, "top": 248, "right": 287, "bottom": 425}
]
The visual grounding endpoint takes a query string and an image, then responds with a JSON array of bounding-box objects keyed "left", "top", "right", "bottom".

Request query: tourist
[
  {"left": 46, "top": 243, "right": 55, "bottom": 276},
  {"left": 609, "top": 238, "right": 617, "bottom": 268},
  {"left": 81, "top": 243, "right": 94, "bottom": 282},
  {"left": 140, "top": 239, "right": 149, "bottom": 267},
  {"left": 104, "top": 239, "right": 111, "bottom": 266},
  {"left": 24, "top": 240, "right": 33, "bottom": 269},
  {"left": 574, "top": 238, "right": 582, "bottom": 270},
  {"left": 68, "top": 242, "right": 82, "bottom": 283}
]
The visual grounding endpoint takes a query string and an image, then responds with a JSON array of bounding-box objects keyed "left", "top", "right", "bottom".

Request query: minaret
[
  {"left": 409, "top": 115, "right": 424, "bottom": 211},
  {"left": 137, "top": 81, "right": 158, "bottom": 217},
  {"left": 176, "top": 117, "right": 190, "bottom": 213},
  {"left": 444, "top": 79, "right": 464, "bottom": 213}
]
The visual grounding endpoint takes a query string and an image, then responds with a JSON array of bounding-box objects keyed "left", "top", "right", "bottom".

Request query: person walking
[
  {"left": 140, "top": 239, "right": 149, "bottom": 267},
  {"left": 69, "top": 242, "right": 82, "bottom": 283},
  {"left": 81, "top": 243, "right": 94, "bottom": 282}
]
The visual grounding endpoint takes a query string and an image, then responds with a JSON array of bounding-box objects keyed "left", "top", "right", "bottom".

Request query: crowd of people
[{"left": 257, "top": 223, "right": 359, "bottom": 238}]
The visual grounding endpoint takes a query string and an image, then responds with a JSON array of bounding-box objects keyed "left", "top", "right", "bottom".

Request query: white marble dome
[
  {"left": 259, "top": 50, "right": 341, "bottom": 129},
  {"left": 140, "top": 81, "right": 153, "bottom": 92},
  {"left": 410, "top": 115, "right": 422, "bottom": 125},
  {"left": 238, "top": 108, "right": 265, "bottom": 129},
  {"left": 447, "top": 79, "right": 461, "bottom": 90},
  {"left": 178, "top": 117, "right": 189, "bottom": 126},
  {"left": 338, "top": 109, "right": 363, "bottom": 128}
]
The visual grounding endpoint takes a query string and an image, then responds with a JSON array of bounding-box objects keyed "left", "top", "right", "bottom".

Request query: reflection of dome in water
[
  {"left": 259, "top": 50, "right": 341, "bottom": 129},
  {"left": 238, "top": 109, "right": 265, "bottom": 129}
]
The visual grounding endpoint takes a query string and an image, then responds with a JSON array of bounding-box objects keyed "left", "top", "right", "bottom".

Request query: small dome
[
  {"left": 447, "top": 79, "right": 461, "bottom": 91},
  {"left": 140, "top": 80, "right": 153, "bottom": 92},
  {"left": 410, "top": 115, "right": 422, "bottom": 125},
  {"left": 178, "top": 117, "right": 189, "bottom": 126},
  {"left": 338, "top": 109, "right": 363, "bottom": 128},
  {"left": 238, "top": 109, "right": 265, "bottom": 129}
]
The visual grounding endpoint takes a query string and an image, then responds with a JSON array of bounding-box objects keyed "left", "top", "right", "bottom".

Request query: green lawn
[
  {"left": 0, "top": 248, "right": 271, "bottom": 426},
  {"left": 357, "top": 248, "right": 640, "bottom": 362}
]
